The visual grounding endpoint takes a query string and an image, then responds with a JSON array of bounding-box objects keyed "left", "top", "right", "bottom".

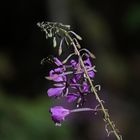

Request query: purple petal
[
  {"left": 47, "top": 87, "right": 64, "bottom": 97},
  {"left": 75, "top": 74, "right": 81, "bottom": 80},
  {"left": 66, "top": 94, "right": 78, "bottom": 102},
  {"left": 84, "top": 57, "right": 92, "bottom": 67},
  {"left": 82, "top": 82, "right": 89, "bottom": 92},
  {"left": 50, "top": 106, "right": 70, "bottom": 124},
  {"left": 47, "top": 74, "right": 64, "bottom": 82},
  {"left": 88, "top": 71, "right": 95, "bottom": 78},
  {"left": 71, "top": 78, "right": 77, "bottom": 84},
  {"left": 70, "top": 74, "right": 81, "bottom": 84},
  {"left": 53, "top": 57, "right": 63, "bottom": 66},
  {"left": 48, "top": 69, "right": 66, "bottom": 82},
  {"left": 54, "top": 67, "right": 64, "bottom": 73},
  {"left": 48, "top": 70, "right": 64, "bottom": 82},
  {"left": 70, "top": 60, "right": 77, "bottom": 67}
]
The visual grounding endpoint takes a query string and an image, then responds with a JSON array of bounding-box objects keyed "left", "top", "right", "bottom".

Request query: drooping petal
[
  {"left": 47, "top": 87, "right": 64, "bottom": 97},
  {"left": 49, "top": 106, "right": 70, "bottom": 125}
]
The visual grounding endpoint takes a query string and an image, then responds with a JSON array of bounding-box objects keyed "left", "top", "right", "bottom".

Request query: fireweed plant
[{"left": 37, "top": 22, "right": 122, "bottom": 140}]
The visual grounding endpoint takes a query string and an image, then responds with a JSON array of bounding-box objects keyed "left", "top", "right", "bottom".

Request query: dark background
[{"left": 0, "top": 0, "right": 140, "bottom": 140}]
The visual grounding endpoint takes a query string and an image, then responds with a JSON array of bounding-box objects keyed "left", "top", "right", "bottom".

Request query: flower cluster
[
  {"left": 38, "top": 22, "right": 122, "bottom": 140},
  {"left": 46, "top": 54, "right": 96, "bottom": 125}
]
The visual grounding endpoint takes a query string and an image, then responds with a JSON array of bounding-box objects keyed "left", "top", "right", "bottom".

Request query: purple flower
[
  {"left": 49, "top": 106, "right": 70, "bottom": 125},
  {"left": 46, "top": 56, "right": 93, "bottom": 103}
]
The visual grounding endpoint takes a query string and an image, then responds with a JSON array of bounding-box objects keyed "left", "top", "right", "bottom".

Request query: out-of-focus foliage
[
  {"left": 123, "top": 4, "right": 140, "bottom": 30},
  {"left": 0, "top": 91, "right": 71, "bottom": 140}
]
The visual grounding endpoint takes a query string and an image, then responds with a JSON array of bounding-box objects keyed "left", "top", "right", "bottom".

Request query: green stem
[{"left": 64, "top": 31, "right": 121, "bottom": 140}]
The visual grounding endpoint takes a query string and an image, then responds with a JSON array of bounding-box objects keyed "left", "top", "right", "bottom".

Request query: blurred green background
[{"left": 0, "top": 0, "right": 140, "bottom": 140}]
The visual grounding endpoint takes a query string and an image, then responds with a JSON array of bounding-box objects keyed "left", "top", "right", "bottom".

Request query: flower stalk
[{"left": 64, "top": 31, "right": 122, "bottom": 140}]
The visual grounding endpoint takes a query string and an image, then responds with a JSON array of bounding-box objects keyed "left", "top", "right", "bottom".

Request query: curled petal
[{"left": 47, "top": 87, "right": 64, "bottom": 97}]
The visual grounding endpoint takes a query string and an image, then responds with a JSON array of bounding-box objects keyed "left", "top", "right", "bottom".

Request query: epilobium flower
[
  {"left": 50, "top": 106, "right": 70, "bottom": 126},
  {"left": 50, "top": 106, "right": 98, "bottom": 126},
  {"left": 38, "top": 22, "right": 122, "bottom": 140},
  {"left": 47, "top": 67, "right": 67, "bottom": 97}
]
